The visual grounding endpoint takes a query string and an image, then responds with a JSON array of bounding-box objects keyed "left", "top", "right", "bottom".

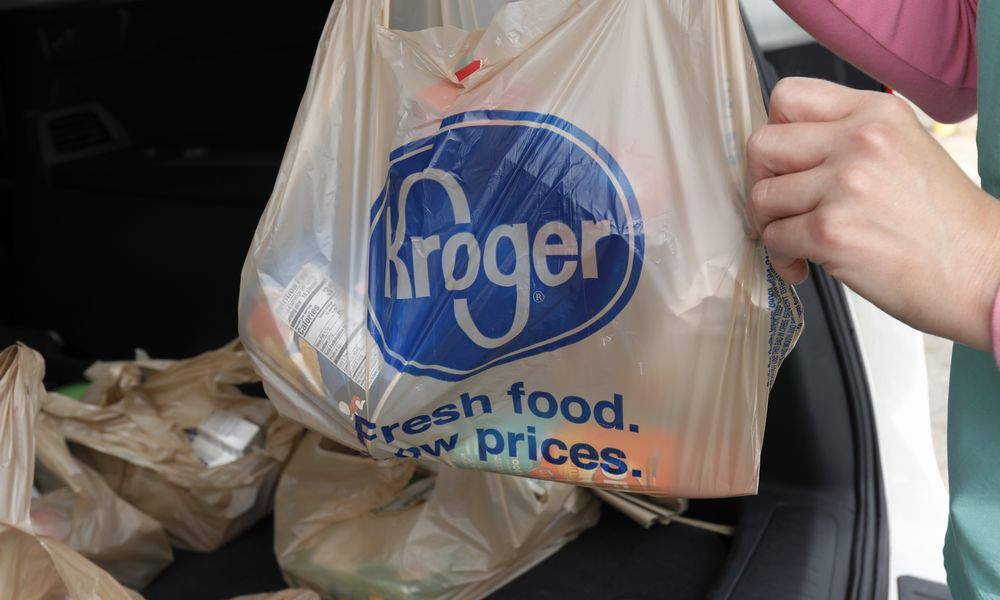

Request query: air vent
[
  {"left": 36, "top": 104, "right": 130, "bottom": 166},
  {"left": 48, "top": 111, "right": 111, "bottom": 154}
]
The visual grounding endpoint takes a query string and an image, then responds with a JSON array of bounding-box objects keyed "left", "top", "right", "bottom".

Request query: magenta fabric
[{"left": 773, "top": 0, "right": 979, "bottom": 123}]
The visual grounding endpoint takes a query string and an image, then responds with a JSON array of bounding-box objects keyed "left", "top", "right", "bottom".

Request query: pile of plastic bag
[
  {"left": 1, "top": 341, "right": 601, "bottom": 599},
  {"left": 0, "top": 343, "right": 321, "bottom": 600},
  {"left": 41, "top": 342, "right": 303, "bottom": 551}
]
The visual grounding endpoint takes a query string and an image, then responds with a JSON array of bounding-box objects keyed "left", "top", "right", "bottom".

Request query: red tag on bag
[{"left": 455, "top": 59, "right": 482, "bottom": 82}]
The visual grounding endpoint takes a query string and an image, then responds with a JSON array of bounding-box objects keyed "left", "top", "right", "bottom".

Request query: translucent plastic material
[
  {"left": 32, "top": 409, "right": 173, "bottom": 589},
  {"left": 239, "top": 0, "right": 803, "bottom": 497},
  {"left": 41, "top": 342, "right": 303, "bottom": 550},
  {"left": 0, "top": 344, "right": 333, "bottom": 600},
  {"left": 274, "top": 432, "right": 599, "bottom": 600},
  {"left": 0, "top": 344, "right": 140, "bottom": 600}
]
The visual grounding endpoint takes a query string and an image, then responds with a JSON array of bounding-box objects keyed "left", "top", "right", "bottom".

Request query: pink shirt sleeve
[{"left": 773, "top": 0, "right": 979, "bottom": 123}]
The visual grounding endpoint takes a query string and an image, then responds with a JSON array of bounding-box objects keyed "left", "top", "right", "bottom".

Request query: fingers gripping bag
[{"left": 239, "top": 0, "right": 803, "bottom": 497}]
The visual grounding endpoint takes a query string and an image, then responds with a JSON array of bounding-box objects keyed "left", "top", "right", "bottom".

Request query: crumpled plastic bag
[
  {"left": 274, "top": 432, "right": 600, "bottom": 600},
  {"left": 76, "top": 354, "right": 174, "bottom": 407},
  {"left": 31, "top": 404, "right": 173, "bottom": 589},
  {"left": 40, "top": 341, "right": 304, "bottom": 551},
  {"left": 0, "top": 343, "right": 141, "bottom": 600},
  {"left": 238, "top": 0, "right": 803, "bottom": 498}
]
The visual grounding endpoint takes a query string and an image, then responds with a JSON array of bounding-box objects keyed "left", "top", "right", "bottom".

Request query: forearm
[
  {"left": 773, "top": 0, "right": 978, "bottom": 122},
  {"left": 746, "top": 78, "right": 1000, "bottom": 356},
  {"left": 944, "top": 188, "right": 1000, "bottom": 353}
]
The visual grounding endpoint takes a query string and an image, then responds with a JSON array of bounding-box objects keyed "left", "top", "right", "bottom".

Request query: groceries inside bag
[
  {"left": 239, "top": 0, "right": 803, "bottom": 497},
  {"left": 274, "top": 432, "right": 600, "bottom": 600}
]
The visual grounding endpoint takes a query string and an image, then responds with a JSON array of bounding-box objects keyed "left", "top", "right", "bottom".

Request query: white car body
[{"left": 847, "top": 291, "right": 950, "bottom": 598}]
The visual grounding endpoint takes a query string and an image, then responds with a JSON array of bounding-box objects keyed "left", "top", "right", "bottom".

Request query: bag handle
[
  {"left": 379, "top": 0, "right": 391, "bottom": 28},
  {"left": 0, "top": 344, "right": 46, "bottom": 530}
]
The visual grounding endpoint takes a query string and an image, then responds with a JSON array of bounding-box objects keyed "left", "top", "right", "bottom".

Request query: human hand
[{"left": 746, "top": 77, "right": 1000, "bottom": 351}]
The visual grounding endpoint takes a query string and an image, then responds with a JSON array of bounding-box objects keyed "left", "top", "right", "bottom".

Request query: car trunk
[{"left": 0, "top": 2, "right": 887, "bottom": 598}]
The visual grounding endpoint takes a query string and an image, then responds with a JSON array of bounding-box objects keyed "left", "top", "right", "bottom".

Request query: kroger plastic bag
[
  {"left": 31, "top": 406, "right": 173, "bottom": 588},
  {"left": 239, "top": 0, "right": 802, "bottom": 497},
  {"left": 40, "top": 342, "right": 303, "bottom": 551},
  {"left": 0, "top": 344, "right": 140, "bottom": 600},
  {"left": 274, "top": 432, "right": 599, "bottom": 600}
]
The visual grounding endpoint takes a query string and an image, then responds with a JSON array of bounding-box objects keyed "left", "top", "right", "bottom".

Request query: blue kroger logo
[{"left": 368, "top": 111, "right": 643, "bottom": 381}]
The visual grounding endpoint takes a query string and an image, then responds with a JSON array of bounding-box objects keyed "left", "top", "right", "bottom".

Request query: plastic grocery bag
[
  {"left": 40, "top": 342, "right": 304, "bottom": 551},
  {"left": 239, "top": 0, "right": 803, "bottom": 497},
  {"left": 31, "top": 407, "right": 173, "bottom": 588},
  {"left": 76, "top": 354, "right": 173, "bottom": 407},
  {"left": 0, "top": 344, "right": 140, "bottom": 600},
  {"left": 274, "top": 432, "right": 599, "bottom": 600}
]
